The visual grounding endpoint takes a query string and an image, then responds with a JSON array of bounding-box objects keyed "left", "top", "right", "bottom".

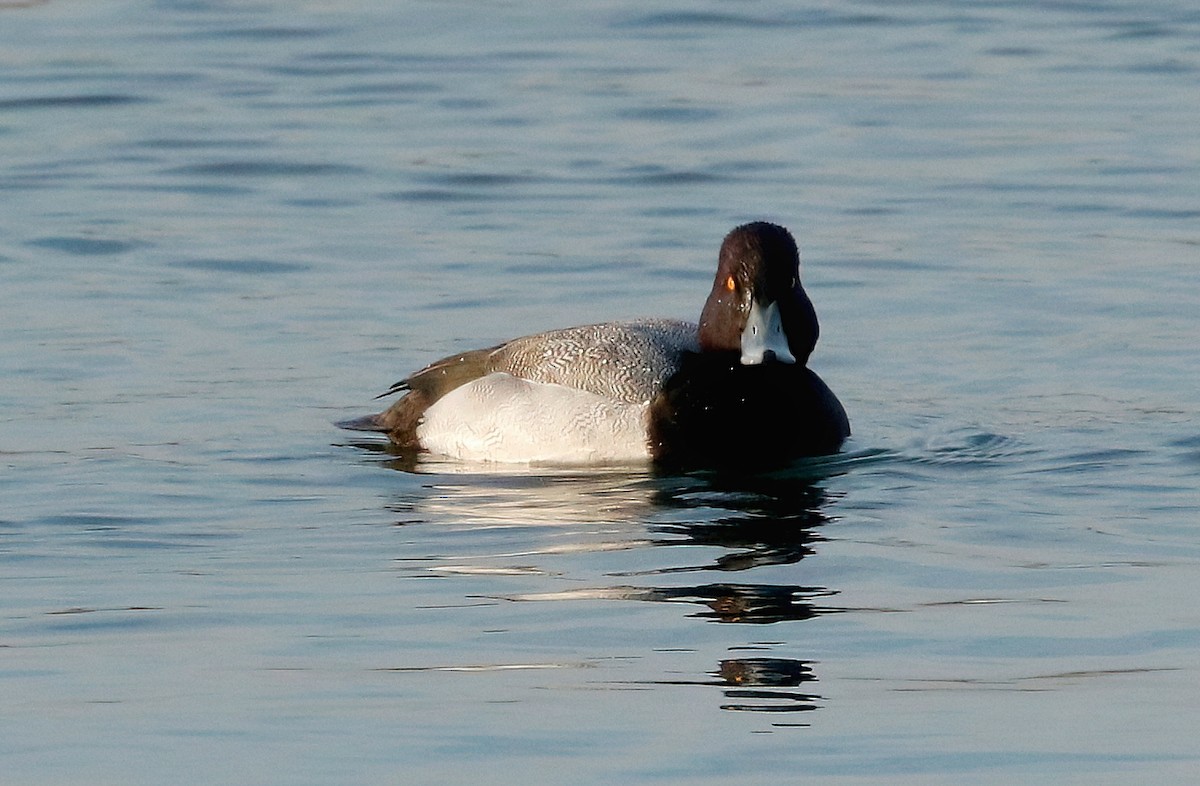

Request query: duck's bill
[{"left": 740, "top": 299, "right": 796, "bottom": 365}]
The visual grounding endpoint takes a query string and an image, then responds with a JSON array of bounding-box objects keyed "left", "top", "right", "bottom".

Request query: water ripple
[
  {"left": 0, "top": 94, "right": 148, "bottom": 110},
  {"left": 28, "top": 236, "right": 145, "bottom": 256},
  {"left": 898, "top": 430, "right": 1032, "bottom": 469},
  {"left": 167, "top": 160, "right": 362, "bottom": 178},
  {"left": 169, "top": 258, "right": 311, "bottom": 275}
]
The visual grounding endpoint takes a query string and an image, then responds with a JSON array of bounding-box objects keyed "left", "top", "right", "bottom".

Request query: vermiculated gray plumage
[{"left": 486, "top": 319, "right": 698, "bottom": 405}]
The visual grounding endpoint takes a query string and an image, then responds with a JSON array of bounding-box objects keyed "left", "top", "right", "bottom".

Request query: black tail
[{"left": 336, "top": 413, "right": 388, "bottom": 433}]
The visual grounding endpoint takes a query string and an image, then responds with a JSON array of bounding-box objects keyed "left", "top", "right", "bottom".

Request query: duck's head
[{"left": 698, "top": 222, "right": 819, "bottom": 366}]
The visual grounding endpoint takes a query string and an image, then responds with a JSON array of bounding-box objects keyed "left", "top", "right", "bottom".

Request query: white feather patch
[{"left": 417, "top": 373, "right": 651, "bottom": 464}]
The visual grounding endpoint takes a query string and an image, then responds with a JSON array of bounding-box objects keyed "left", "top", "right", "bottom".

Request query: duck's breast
[{"left": 648, "top": 356, "right": 850, "bottom": 466}]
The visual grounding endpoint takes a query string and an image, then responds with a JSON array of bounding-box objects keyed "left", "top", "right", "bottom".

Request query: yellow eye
[{"left": 725, "top": 275, "right": 736, "bottom": 292}]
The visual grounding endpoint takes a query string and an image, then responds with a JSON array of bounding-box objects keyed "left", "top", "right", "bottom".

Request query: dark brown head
[{"left": 697, "top": 222, "right": 819, "bottom": 366}]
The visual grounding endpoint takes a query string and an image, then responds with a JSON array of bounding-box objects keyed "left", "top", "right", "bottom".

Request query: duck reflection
[
  {"left": 646, "top": 655, "right": 821, "bottom": 715},
  {"left": 645, "top": 471, "right": 833, "bottom": 573},
  {"left": 716, "top": 657, "right": 821, "bottom": 714},
  {"left": 606, "top": 582, "right": 835, "bottom": 624},
  {"left": 343, "top": 439, "right": 849, "bottom": 718}
]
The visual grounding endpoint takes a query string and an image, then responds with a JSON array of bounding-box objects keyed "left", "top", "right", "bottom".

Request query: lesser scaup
[{"left": 341, "top": 222, "right": 849, "bottom": 465}]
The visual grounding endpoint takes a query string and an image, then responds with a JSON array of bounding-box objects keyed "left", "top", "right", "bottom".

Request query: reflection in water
[
  {"left": 646, "top": 472, "right": 836, "bottom": 573},
  {"left": 508, "top": 582, "right": 836, "bottom": 624},
  {"left": 629, "top": 582, "right": 834, "bottom": 625},
  {"left": 343, "top": 439, "right": 854, "bottom": 717},
  {"left": 717, "top": 658, "right": 821, "bottom": 714},
  {"left": 653, "top": 582, "right": 834, "bottom": 625},
  {"left": 643, "top": 657, "right": 821, "bottom": 716}
]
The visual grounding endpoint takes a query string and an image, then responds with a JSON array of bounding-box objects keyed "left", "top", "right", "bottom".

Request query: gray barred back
[{"left": 489, "top": 319, "right": 699, "bottom": 405}]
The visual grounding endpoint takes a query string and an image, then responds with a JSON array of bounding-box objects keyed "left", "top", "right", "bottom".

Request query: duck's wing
[
  {"left": 377, "top": 343, "right": 502, "bottom": 400},
  {"left": 341, "top": 319, "right": 698, "bottom": 448},
  {"left": 490, "top": 319, "right": 699, "bottom": 405}
]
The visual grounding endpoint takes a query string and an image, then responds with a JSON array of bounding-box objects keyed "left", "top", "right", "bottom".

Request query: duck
[{"left": 340, "top": 221, "right": 849, "bottom": 466}]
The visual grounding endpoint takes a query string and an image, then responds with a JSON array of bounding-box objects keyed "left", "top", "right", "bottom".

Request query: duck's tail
[{"left": 336, "top": 413, "right": 389, "bottom": 433}]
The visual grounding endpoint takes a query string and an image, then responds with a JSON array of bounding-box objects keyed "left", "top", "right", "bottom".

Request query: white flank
[{"left": 417, "top": 373, "right": 651, "bottom": 464}]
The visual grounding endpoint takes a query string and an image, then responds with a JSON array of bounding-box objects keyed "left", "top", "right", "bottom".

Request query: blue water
[{"left": 3, "top": 1, "right": 1199, "bottom": 783}]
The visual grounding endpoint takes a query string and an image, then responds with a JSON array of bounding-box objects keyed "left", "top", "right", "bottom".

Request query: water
[{"left": 2, "top": 1, "right": 1199, "bottom": 783}]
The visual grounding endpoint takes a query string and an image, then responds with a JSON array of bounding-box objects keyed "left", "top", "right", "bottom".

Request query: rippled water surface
[{"left": 3, "top": 1, "right": 1199, "bottom": 783}]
